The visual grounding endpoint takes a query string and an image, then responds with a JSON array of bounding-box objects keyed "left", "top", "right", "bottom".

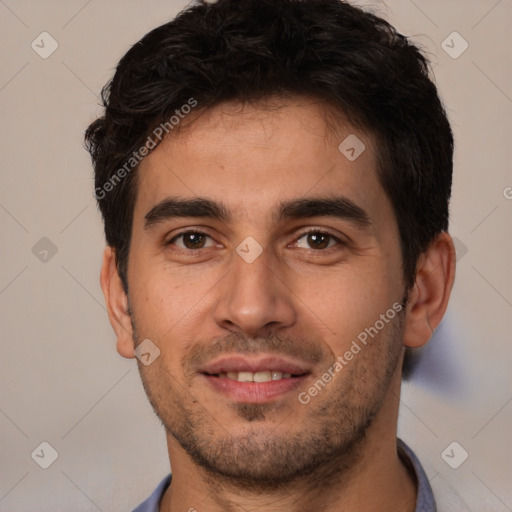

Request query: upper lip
[{"left": 199, "top": 355, "right": 312, "bottom": 375}]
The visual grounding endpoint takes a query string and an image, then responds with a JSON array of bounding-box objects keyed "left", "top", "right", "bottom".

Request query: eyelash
[{"left": 167, "top": 228, "right": 345, "bottom": 252}]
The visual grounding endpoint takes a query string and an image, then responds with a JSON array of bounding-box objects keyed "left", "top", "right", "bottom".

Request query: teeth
[
  {"left": 254, "top": 371, "right": 272, "bottom": 382},
  {"left": 221, "top": 371, "right": 293, "bottom": 382},
  {"left": 237, "top": 371, "right": 253, "bottom": 382}
]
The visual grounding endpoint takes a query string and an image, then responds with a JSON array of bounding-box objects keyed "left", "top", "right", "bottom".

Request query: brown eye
[
  {"left": 296, "top": 231, "right": 339, "bottom": 250},
  {"left": 170, "top": 231, "right": 214, "bottom": 250},
  {"left": 307, "top": 232, "right": 330, "bottom": 249}
]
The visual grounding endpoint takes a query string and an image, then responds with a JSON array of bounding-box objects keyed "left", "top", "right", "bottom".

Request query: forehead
[{"left": 134, "top": 98, "right": 383, "bottom": 221}]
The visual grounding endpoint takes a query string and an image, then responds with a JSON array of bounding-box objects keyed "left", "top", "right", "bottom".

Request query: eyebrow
[
  {"left": 144, "top": 197, "right": 229, "bottom": 229},
  {"left": 144, "top": 196, "right": 371, "bottom": 230},
  {"left": 277, "top": 197, "right": 371, "bottom": 228}
]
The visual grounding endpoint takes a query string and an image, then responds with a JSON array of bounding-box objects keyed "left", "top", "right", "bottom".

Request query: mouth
[
  {"left": 199, "top": 355, "right": 312, "bottom": 403},
  {"left": 209, "top": 370, "right": 300, "bottom": 382}
]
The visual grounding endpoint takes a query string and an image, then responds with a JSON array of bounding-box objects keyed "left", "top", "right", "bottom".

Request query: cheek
[
  {"left": 129, "top": 245, "right": 212, "bottom": 318},
  {"left": 290, "top": 263, "right": 398, "bottom": 352},
  {"left": 127, "top": 260, "right": 223, "bottom": 360}
]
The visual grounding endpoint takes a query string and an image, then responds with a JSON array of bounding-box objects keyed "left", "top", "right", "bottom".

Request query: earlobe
[
  {"left": 402, "top": 232, "right": 456, "bottom": 349},
  {"left": 100, "top": 246, "right": 135, "bottom": 359}
]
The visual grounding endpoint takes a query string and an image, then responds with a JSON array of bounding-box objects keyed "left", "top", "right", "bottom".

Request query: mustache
[{"left": 184, "top": 332, "right": 329, "bottom": 372}]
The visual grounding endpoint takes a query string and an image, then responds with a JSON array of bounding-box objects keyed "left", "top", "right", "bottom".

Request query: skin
[{"left": 100, "top": 98, "right": 455, "bottom": 512}]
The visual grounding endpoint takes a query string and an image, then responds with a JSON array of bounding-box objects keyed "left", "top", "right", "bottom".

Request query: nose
[{"left": 213, "top": 246, "right": 296, "bottom": 337}]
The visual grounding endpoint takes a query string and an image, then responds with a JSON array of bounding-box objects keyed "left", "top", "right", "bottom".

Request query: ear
[
  {"left": 403, "top": 232, "right": 456, "bottom": 348},
  {"left": 100, "top": 246, "right": 135, "bottom": 358}
]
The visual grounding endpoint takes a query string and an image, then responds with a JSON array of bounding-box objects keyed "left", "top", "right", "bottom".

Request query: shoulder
[
  {"left": 398, "top": 439, "right": 472, "bottom": 512},
  {"left": 398, "top": 439, "right": 437, "bottom": 512}
]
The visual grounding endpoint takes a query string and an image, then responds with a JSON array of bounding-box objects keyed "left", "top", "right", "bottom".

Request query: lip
[
  {"left": 198, "top": 355, "right": 312, "bottom": 403},
  {"left": 201, "top": 373, "right": 310, "bottom": 403},
  {"left": 199, "top": 355, "right": 311, "bottom": 375}
]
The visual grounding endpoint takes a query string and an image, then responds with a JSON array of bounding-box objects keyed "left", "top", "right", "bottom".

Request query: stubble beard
[{"left": 133, "top": 313, "right": 405, "bottom": 491}]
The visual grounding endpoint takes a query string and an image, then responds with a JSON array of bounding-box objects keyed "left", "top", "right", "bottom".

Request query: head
[{"left": 87, "top": 0, "right": 455, "bottom": 489}]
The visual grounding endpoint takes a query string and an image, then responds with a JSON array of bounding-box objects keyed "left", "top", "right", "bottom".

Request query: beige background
[{"left": 0, "top": 0, "right": 511, "bottom": 510}]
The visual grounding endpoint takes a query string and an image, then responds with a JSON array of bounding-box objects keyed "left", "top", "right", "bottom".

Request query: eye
[
  {"left": 169, "top": 231, "right": 216, "bottom": 250},
  {"left": 295, "top": 231, "right": 340, "bottom": 250}
]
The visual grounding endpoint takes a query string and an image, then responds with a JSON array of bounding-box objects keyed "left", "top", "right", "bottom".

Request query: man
[{"left": 86, "top": 0, "right": 457, "bottom": 510}]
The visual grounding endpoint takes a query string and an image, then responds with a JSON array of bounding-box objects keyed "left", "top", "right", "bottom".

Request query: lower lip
[{"left": 202, "top": 374, "right": 310, "bottom": 403}]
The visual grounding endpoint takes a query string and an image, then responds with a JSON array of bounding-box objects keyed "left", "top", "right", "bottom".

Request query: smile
[{"left": 212, "top": 370, "right": 297, "bottom": 382}]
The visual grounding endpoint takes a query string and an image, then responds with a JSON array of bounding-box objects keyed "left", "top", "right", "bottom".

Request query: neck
[{"left": 160, "top": 376, "right": 416, "bottom": 512}]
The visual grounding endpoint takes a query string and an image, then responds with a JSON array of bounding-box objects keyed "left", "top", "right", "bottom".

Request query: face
[{"left": 124, "top": 99, "right": 407, "bottom": 487}]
